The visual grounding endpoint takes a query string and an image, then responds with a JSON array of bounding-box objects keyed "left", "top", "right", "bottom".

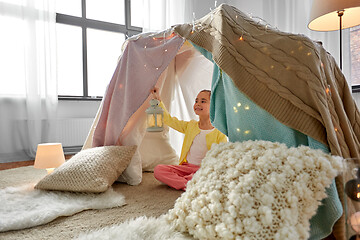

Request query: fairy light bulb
[{"left": 326, "top": 85, "right": 331, "bottom": 96}]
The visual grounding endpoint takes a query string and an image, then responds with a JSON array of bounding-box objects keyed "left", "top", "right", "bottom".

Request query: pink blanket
[{"left": 92, "top": 34, "right": 185, "bottom": 147}]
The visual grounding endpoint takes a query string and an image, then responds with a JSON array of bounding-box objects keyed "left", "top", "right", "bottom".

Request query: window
[
  {"left": 350, "top": 25, "right": 360, "bottom": 92},
  {"left": 56, "top": 0, "right": 142, "bottom": 100}
]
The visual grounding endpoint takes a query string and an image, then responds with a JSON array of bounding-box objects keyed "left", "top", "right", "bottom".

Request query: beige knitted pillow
[{"left": 35, "top": 145, "right": 137, "bottom": 193}]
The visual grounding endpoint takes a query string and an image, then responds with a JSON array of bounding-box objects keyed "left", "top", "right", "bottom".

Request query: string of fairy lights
[{"left": 142, "top": 1, "right": 337, "bottom": 139}]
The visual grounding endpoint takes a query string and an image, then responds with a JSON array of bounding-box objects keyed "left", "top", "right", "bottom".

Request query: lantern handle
[{"left": 150, "top": 87, "right": 161, "bottom": 101}]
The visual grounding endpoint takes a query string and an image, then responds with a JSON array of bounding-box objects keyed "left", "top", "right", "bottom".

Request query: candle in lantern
[
  {"left": 156, "top": 114, "right": 163, "bottom": 127},
  {"left": 147, "top": 114, "right": 156, "bottom": 128}
]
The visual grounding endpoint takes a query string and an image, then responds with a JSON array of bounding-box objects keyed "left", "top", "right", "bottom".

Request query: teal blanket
[{"left": 194, "top": 44, "right": 342, "bottom": 240}]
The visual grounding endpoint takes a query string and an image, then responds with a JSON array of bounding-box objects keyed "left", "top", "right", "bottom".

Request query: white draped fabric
[{"left": 0, "top": 0, "right": 57, "bottom": 163}]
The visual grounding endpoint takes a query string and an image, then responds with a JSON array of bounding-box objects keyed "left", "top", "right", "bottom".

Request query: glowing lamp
[
  {"left": 145, "top": 99, "right": 164, "bottom": 132},
  {"left": 308, "top": 0, "right": 360, "bottom": 70},
  {"left": 34, "top": 143, "right": 65, "bottom": 174}
]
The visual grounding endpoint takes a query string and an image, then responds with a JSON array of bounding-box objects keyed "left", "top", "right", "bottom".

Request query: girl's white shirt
[{"left": 186, "top": 128, "right": 214, "bottom": 166}]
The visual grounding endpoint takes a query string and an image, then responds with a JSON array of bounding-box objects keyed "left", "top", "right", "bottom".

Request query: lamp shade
[
  {"left": 34, "top": 143, "right": 65, "bottom": 169},
  {"left": 308, "top": 0, "right": 360, "bottom": 31}
]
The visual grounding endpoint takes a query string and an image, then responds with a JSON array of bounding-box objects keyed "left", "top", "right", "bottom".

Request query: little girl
[{"left": 150, "top": 87, "right": 227, "bottom": 190}]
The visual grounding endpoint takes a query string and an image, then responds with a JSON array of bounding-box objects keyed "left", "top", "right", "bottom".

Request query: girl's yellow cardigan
[{"left": 159, "top": 102, "right": 228, "bottom": 165}]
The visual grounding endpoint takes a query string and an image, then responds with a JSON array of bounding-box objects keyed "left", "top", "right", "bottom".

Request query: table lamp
[
  {"left": 308, "top": 0, "right": 360, "bottom": 70},
  {"left": 34, "top": 143, "right": 65, "bottom": 174}
]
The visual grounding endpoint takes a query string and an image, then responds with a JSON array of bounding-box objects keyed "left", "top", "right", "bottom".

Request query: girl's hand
[{"left": 150, "top": 87, "right": 161, "bottom": 101}]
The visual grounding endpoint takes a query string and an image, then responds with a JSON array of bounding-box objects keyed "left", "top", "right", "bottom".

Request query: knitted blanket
[{"left": 78, "top": 140, "right": 342, "bottom": 240}]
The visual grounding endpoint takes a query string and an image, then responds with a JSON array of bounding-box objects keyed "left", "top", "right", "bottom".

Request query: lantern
[{"left": 145, "top": 99, "right": 164, "bottom": 132}]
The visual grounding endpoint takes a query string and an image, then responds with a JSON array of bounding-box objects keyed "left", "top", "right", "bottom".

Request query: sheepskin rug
[
  {"left": 76, "top": 140, "right": 342, "bottom": 240},
  {"left": 76, "top": 215, "right": 192, "bottom": 240},
  {"left": 0, "top": 185, "right": 125, "bottom": 232}
]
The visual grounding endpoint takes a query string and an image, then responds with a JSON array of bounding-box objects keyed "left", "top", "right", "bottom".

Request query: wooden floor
[
  {"left": 0, "top": 155, "right": 73, "bottom": 171},
  {"left": 0, "top": 160, "right": 35, "bottom": 171}
]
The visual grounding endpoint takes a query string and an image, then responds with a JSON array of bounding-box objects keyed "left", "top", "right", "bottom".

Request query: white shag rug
[
  {"left": 0, "top": 184, "right": 126, "bottom": 232},
  {"left": 76, "top": 140, "right": 342, "bottom": 240}
]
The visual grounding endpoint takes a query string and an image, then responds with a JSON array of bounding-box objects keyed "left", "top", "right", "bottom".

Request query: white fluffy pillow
[
  {"left": 167, "top": 140, "right": 342, "bottom": 240},
  {"left": 139, "top": 131, "right": 178, "bottom": 171},
  {"left": 116, "top": 149, "right": 142, "bottom": 185},
  {"left": 35, "top": 145, "right": 136, "bottom": 193}
]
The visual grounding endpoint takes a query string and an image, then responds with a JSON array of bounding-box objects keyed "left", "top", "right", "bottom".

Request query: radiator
[{"left": 55, "top": 118, "right": 94, "bottom": 153}]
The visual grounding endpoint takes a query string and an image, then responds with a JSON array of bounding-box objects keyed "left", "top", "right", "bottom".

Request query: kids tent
[{"left": 83, "top": 4, "right": 360, "bottom": 239}]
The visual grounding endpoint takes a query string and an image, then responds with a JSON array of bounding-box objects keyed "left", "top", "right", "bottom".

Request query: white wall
[
  {"left": 57, "top": 100, "right": 100, "bottom": 119},
  {"left": 56, "top": 100, "right": 100, "bottom": 152}
]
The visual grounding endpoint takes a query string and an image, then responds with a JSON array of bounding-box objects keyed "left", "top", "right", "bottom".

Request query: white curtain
[
  {"left": 142, "top": 0, "right": 194, "bottom": 32},
  {"left": 0, "top": 0, "right": 57, "bottom": 163}
]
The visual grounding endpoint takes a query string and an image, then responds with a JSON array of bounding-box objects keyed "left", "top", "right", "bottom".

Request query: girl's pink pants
[{"left": 154, "top": 163, "right": 200, "bottom": 191}]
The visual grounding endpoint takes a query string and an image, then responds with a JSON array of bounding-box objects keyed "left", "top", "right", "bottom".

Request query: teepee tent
[{"left": 83, "top": 4, "right": 360, "bottom": 239}]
